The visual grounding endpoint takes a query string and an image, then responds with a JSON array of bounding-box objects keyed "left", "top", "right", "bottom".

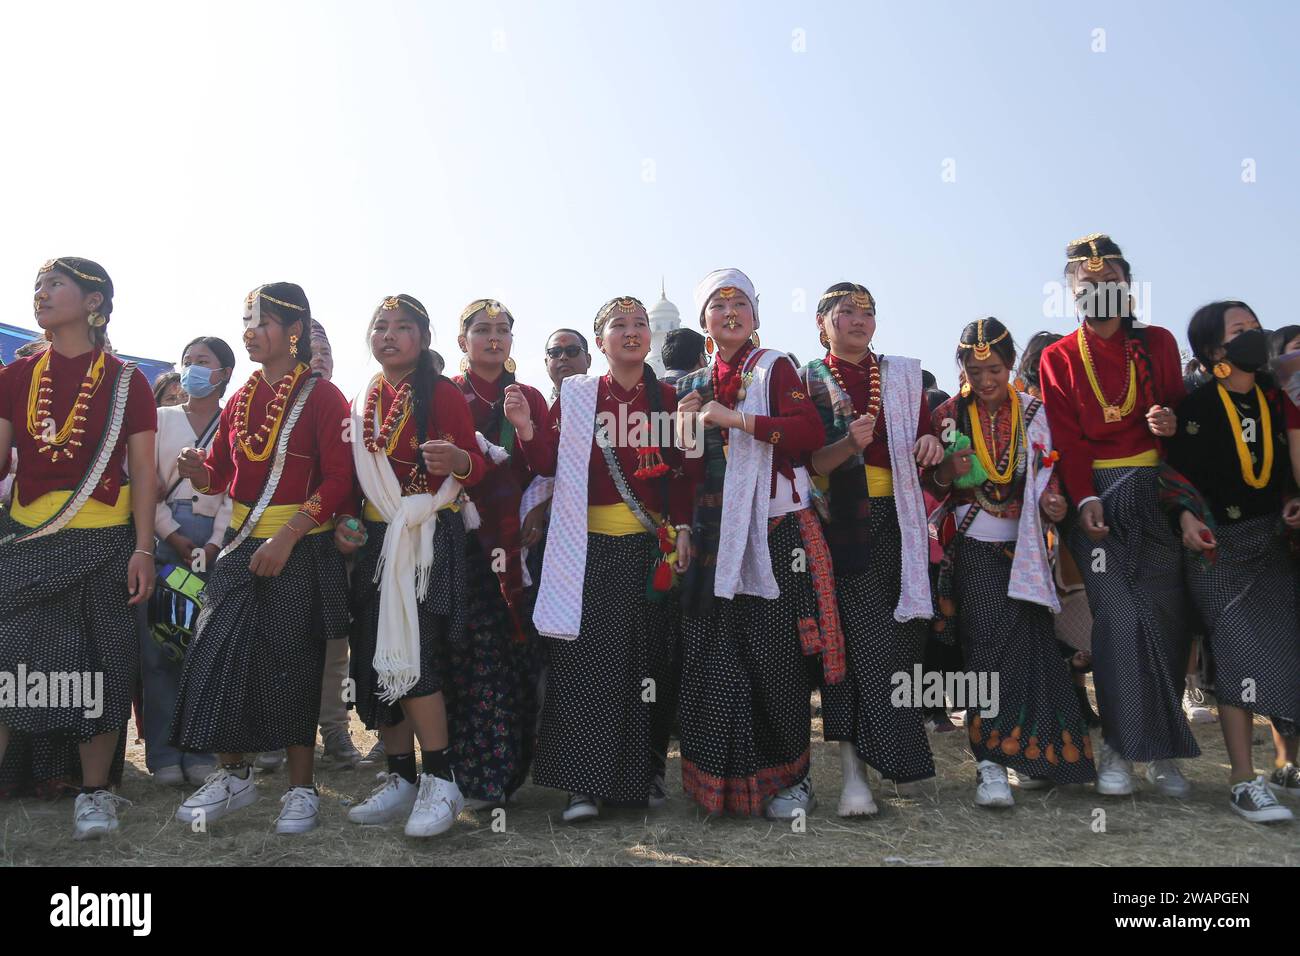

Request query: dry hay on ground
[{"left": 1, "top": 701, "right": 1295, "bottom": 867}]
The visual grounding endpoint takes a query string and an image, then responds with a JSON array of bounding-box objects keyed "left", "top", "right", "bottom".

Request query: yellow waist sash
[
  {"left": 362, "top": 499, "right": 459, "bottom": 523},
  {"left": 810, "top": 465, "right": 894, "bottom": 497},
  {"left": 1093, "top": 449, "right": 1160, "bottom": 470},
  {"left": 588, "top": 503, "right": 659, "bottom": 536},
  {"left": 10, "top": 484, "right": 132, "bottom": 529},
  {"left": 865, "top": 464, "right": 894, "bottom": 497},
  {"left": 231, "top": 501, "right": 334, "bottom": 539}
]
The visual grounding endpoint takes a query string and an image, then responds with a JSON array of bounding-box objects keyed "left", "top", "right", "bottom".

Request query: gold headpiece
[
  {"left": 380, "top": 295, "right": 430, "bottom": 319},
  {"left": 1066, "top": 233, "right": 1124, "bottom": 274},
  {"left": 381, "top": 296, "right": 401, "bottom": 311},
  {"left": 594, "top": 296, "right": 646, "bottom": 334},
  {"left": 819, "top": 289, "right": 875, "bottom": 310},
  {"left": 39, "top": 258, "right": 107, "bottom": 283},
  {"left": 717, "top": 287, "right": 739, "bottom": 299},
  {"left": 459, "top": 299, "right": 511, "bottom": 328},
  {"left": 958, "top": 319, "right": 1009, "bottom": 362}
]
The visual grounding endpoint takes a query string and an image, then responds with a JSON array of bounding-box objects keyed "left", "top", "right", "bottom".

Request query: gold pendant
[
  {"left": 503, "top": 357, "right": 517, "bottom": 374},
  {"left": 1103, "top": 405, "right": 1121, "bottom": 423}
]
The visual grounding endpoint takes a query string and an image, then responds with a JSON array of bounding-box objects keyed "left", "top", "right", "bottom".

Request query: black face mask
[
  {"left": 1074, "top": 281, "right": 1131, "bottom": 320},
  {"left": 1223, "top": 328, "right": 1270, "bottom": 373}
]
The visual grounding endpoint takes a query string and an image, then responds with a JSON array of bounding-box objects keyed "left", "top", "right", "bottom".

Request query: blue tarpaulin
[{"left": 0, "top": 320, "right": 175, "bottom": 386}]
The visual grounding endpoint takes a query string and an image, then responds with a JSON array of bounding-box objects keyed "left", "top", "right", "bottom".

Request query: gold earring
[
  {"left": 705, "top": 335, "right": 715, "bottom": 355},
  {"left": 86, "top": 310, "right": 105, "bottom": 328},
  {"left": 960, "top": 382, "right": 972, "bottom": 398},
  {"left": 750, "top": 331, "right": 761, "bottom": 348},
  {"left": 504, "top": 357, "right": 517, "bottom": 374},
  {"left": 289, "top": 334, "right": 299, "bottom": 359},
  {"left": 1213, "top": 361, "right": 1232, "bottom": 380},
  {"left": 818, "top": 327, "right": 830, "bottom": 349},
  {"left": 459, "top": 354, "right": 470, "bottom": 373}
]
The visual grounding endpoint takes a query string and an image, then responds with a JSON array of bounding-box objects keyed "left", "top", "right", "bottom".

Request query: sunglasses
[{"left": 546, "top": 345, "right": 585, "bottom": 359}]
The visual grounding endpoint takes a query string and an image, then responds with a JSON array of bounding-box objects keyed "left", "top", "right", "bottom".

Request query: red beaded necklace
[
  {"left": 363, "top": 377, "right": 413, "bottom": 455},
  {"left": 233, "top": 364, "right": 305, "bottom": 462},
  {"left": 828, "top": 352, "right": 882, "bottom": 420},
  {"left": 710, "top": 342, "right": 754, "bottom": 410}
]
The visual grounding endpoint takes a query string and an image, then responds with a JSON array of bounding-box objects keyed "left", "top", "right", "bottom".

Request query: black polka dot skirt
[
  {"left": 348, "top": 512, "right": 466, "bottom": 730},
  {"left": 0, "top": 518, "right": 137, "bottom": 741},
  {"left": 678, "top": 513, "right": 818, "bottom": 815},
  {"left": 1187, "top": 514, "right": 1300, "bottom": 726},
  {"left": 1067, "top": 467, "right": 1199, "bottom": 761},
  {"left": 820, "top": 496, "right": 935, "bottom": 783},
  {"left": 532, "top": 531, "right": 676, "bottom": 805},
  {"left": 955, "top": 537, "right": 1097, "bottom": 784},
  {"left": 168, "top": 531, "right": 350, "bottom": 754},
  {"left": 438, "top": 532, "right": 546, "bottom": 803}
]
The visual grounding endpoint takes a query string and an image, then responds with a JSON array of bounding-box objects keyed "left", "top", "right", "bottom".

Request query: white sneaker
[
  {"left": 765, "top": 776, "right": 815, "bottom": 820},
  {"left": 837, "top": 743, "right": 878, "bottom": 817},
  {"left": 184, "top": 762, "right": 218, "bottom": 786},
  {"left": 561, "top": 793, "right": 599, "bottom": 822},
  {"left": 1096, "top": 740, "right": 1134, "bottom": 796},
  {"left": 73, "top": 790, "right": 131, "bottom": 840},
  {"left": 1006, "top": 767, "right": 1052, "bottom": 791},
  {"left": 1183, "top": 687, "right": 1216, "bottom": 724},
  {"left": 176, "top": 767, "right": 259, "bottom": 825},
  {"left": 151, "top": 764, "right": 186, "bottom": 787},
  {"left": 1145, "top": 759, "right": 1191, "bottom": 798},
  {"left": 348, "top": 772, "right": 417, "bottom": 825},
  {"left": 975, "top": 760, "right": 1015, "bottom": 808},
  {"left": 275, "top": 786, "right": 320, "bottom": 834},
  {"left": 405, "top": 774, "right": 465, "bottom": 837},
  {"left": 255, "top": 750, "right": 286, "bottom": 771},
  {"left": 1230, "top": 776, "right": 1295, "bottom": 824}
]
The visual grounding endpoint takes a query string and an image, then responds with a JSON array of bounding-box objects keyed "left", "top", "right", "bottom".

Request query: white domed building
[{"left": 648, "top": 280, "right": 682, "bottom": 375}]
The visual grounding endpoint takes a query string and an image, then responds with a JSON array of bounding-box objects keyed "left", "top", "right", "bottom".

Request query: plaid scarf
[
  {"left": 1157, "top": 461, "right": 1217, "bottom": 569},
  {"left": 675, "top": 366, "right": 724, "bottom": 618},
  {"left": 802, "top": 358, "right": 871, "bottom": 575}
]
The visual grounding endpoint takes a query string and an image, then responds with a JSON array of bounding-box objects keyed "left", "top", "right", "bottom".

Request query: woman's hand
[
  {"left": 249, "top": 532, "right": 296, "bottom": 577},
  {"left": 1146, "top": 405, "right": 1176, "bottom": 438},
  {"left": 699, "top": 401, "right": 742, "bottom": 430},
  {"left": 1179, "top": 511, "right": 1217, "bottom": 553},
  {"left": 176, "top": 447, "right": 210, "bottom": 489},
  {"left": 165, "top": 531, "right": 198, "bottom": 565},
  {"left": 1078, "top": 500, "right": 1109, "bottom": 541},
  {"left": 673, "top": 527, "right": 693, "bottom": 573},
  {"left": 1283, "top": 498, "right": 1300, "bottom": 529},
  {"left": 334, "top": 516, "right": 366, "bottom": 556},
  {"left": 521, "top": 502, "right": 549, "bottom": 550},
  {"left": 503, "top": 385, "right": 534, "bottom": 440},
  {"left": 846, "top": 413, "right": 875, "bottom": 450},
  {"left": 126, "top": 551, "right": 155, "bottom": 606},
  {"left": 913, "top": 434, "right": 944, "bottom": 468},
  {"left": 422, "top": 440, "right": 470, "bottom": 477},
  {"left": 1039, "top": 491, "right": 1068, "bottom": 524},
  {"left": 202, "top": 542, "right": 221, "bottom": 572}
]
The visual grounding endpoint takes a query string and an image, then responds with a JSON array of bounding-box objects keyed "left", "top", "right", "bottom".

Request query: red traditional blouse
[
  {"left": 453, "top": 370, "right": 549, "bottom": 499},
  {"left": 198, "top": 368, "right": 355, "bottom": 523},
  {"left": 518, "top": 376, "right": 695, "bottom": 526},
  {"left": 0, "top": 348, "right": 156, "bottom": 506},
  {"left": 368, "top": 375, "right": 486, "bottom": 495},
  {"left": 930, "top": 394, "right": 1060, "bottom": 520},
  {"left": 1038, "top": 323, "right": 1185, "bottom": 503},
  {"left": 815, "top": 352, "right": 932, "bottom": 471}
]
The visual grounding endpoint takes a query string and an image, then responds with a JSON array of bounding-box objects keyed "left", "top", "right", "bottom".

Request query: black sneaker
[
  {"left": 1268, "top": 763, "right": 1300, "bottom": 800},
  {"left": 1229, "top": 776, "right": 1294, "bottom": 823},
  {"left": 562, "top": 793, "right": 599, "bottom": 823}
]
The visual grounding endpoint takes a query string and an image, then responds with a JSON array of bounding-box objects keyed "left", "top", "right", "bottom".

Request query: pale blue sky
[{"left": 2, "top": 0, "right": 1296, "bottom": 395}]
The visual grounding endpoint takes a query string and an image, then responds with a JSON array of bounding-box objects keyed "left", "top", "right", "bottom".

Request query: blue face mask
[{"left": 180, "top": 364, "right": 222, "bottom": 398}]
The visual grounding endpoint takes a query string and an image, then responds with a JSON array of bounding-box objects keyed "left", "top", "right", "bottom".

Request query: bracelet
[
  {"left": 739, "top": 412, "right": 748, "bottom": 432},
  {"left": 451, "top": 456, "right": 473, "bottom": 482},
  {"left": 674, "top": 524, "right": 692, "bottom": 534},
  {"left": 932, "top": 473, "right": 952, "bottom": 489},
  {"left": 132, "top": 548, "right": 155, "bottom": 558}
]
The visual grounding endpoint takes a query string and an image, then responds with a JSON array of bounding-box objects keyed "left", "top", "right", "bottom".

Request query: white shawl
[
  {"left": 1008, "top": 393, "right": 1060, "bottom": 611},
  {"left": 351, "top": 379, "right": 464, "bottom": 702},
  {"left": 880, "top": 355, "right": 934, "bottom": 622},
  {"left": 714, "top": 348, "right": 788, "bottom": 600},
  {"left": 532, "top": 374, "right": 601, "bottom": 641}
]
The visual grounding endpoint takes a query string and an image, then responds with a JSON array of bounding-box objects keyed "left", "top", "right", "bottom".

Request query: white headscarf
[{"left": 693, "top": 268, "right": 760, "bottom": 329}]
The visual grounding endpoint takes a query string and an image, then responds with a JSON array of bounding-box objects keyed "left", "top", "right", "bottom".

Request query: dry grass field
[{"left": 1, "top": 693, "right": 1295, "bottom": 867}]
